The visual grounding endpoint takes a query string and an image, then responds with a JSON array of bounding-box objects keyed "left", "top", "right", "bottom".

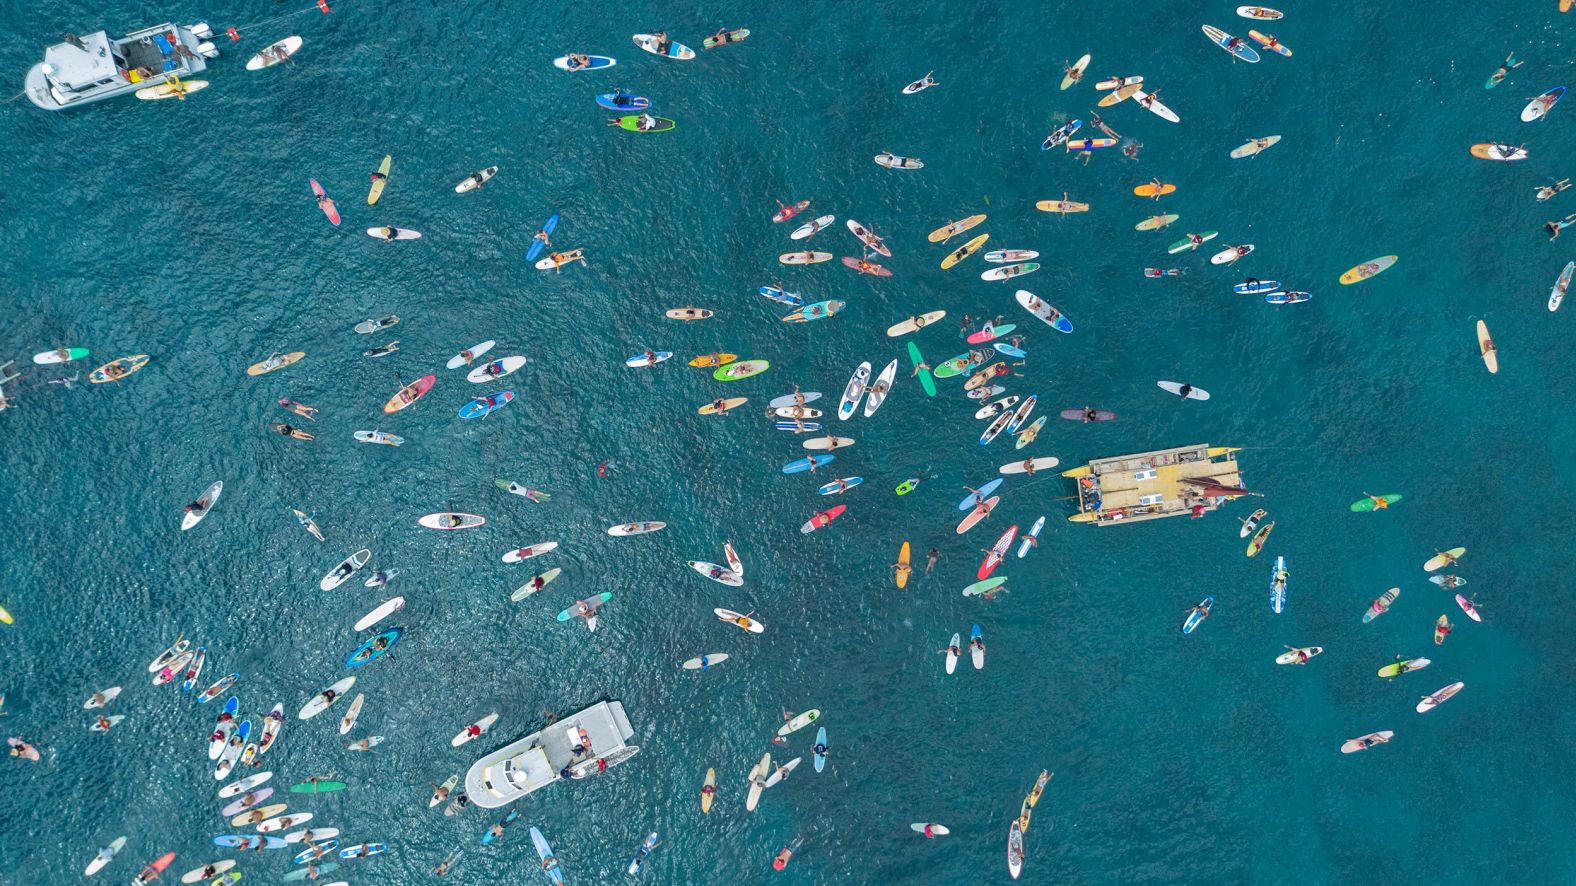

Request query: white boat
[
  {"left": 462, "top": 700, "right": 635, "bottom": 808},
  {"left": 25, "top": 22, "right": 219, "bottom": 111}
]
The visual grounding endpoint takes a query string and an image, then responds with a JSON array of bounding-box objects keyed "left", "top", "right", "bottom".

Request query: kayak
[
  {"left": 458, "top": 391, "right": 514, "bottom": 418},
  {"left": 688, "top": 353, "right": 738, "bottom": 368},
  {"left": 418, "top": 512, "right": 486, "bottom": 530},
  {"left": 345, "top": 627, "right": 402, "bottom": 667},
  {"left": 1340, "top": 255, "right": 1397, "bottom": 284},
  {"left": 383, "top": 375, "right": 436, "bottom": 413}
]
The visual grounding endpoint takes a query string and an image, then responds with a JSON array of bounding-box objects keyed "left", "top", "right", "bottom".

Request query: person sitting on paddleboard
[
  {"left": 1082, "top": 407, "right": 1099, "bottom": 423},
  {"left": 566, "top": 53, "right": 590, "bottom": 71},
  {"left": 183, "top": 496, "right": 208, "bottom": 516},
  {"left": 1176, "top": 383, "right": 1194, "bottom": 399},
  {"left": 653, "top": 31, "right": 671, "bottom": 53}
]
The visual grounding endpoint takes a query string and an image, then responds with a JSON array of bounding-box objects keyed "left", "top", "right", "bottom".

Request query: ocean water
[{"left": 3, "top": 0, "right": 1576, "bottom": 883}]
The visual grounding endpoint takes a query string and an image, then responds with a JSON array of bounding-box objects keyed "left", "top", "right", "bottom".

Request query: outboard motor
[
  {"left": 196, "top": 41, "right": 218, "bottom": 59},
  {"left": 190, "top": 21, "right": 213, "bottom": 39}
]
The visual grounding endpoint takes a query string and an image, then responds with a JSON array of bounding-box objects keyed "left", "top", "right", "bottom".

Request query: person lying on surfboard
[
  {"left": 1537, "top": 178, "right": 1571, "bottom": 201},
  {"left": 1488, "top": 53, "right": 1523, "bottom": 87}
]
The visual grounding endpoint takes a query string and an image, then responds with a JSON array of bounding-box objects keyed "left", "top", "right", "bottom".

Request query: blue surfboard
[
  {"left": 958, "top": 478, "right": 1004, "bottom": 510},
  {"left": 783, "top": 455, "right": 834, "bottom": 474},
  {"left": 526, "top": 214, "right": 559, "bottom": 262},
  {"left": 459, "top": 391, "right": 513, "bottom": 419},
  {"left": 1182, "top": 596, "right": 1214, "bottom": 634}
]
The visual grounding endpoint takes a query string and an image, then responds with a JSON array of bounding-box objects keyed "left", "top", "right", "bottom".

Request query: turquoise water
[{"left": 4, "top": 0, "right": 1576, "bottom": 882}]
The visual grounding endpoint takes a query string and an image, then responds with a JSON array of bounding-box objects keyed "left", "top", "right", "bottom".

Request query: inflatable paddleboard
[
  {"left": 455, "top": 166, "right": 498, "bottom": 193},
  {"left": 553, "top": 54, "right": 615, "bottom": 71},
  {"left": 1157, "top": 380, "right": 1210, "bottom": 400},
  {"left": 632, "top": 34, "right": 695, "bottom": 59}
]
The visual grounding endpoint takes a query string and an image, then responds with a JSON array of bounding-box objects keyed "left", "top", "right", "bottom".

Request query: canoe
[{"left": 345, "top": 628, "right": 401, "bottom": 667}]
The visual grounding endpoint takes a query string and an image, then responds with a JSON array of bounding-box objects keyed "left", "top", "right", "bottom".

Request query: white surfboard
[
  {"left": 502, "top": 542, "right": 559, "bottom": 563},
  {"left": 298, "top": 677, "right": 355, "bottom": 720},
  {"left": 455, "top": 166, "right": 498, "bottom": 193},
  {"left": 245, "top": 36, "right": 302, "bottom": 70},
  {"left": 886, "top": 311, "right": 946, "bottom": 337},
  {"left": 452, "top": 712, "right": 499, "bottom": 747},
  {"left": 354, "top": 597, "right": 405, "bottom": 632},
  {"left": 366, "top": 227, "right": 422, "bottom": 241},
  {"left": 681, "top": 653, "right": 730, "bottom": 670},
  {"left": 999, "top": 457, "right": 1060, "bottom": 475},
  {"left": 1157, "top": 380, "right": 1210, "bottom": 400},
  {"left": 446, "top": 340, "right": 496, "bottom": 369},
  {"left": 466, "top": 355, "right": 527, "bottom": 383},
  {"left": 180, "top": 481, "right": 223, "bottom": 530}
]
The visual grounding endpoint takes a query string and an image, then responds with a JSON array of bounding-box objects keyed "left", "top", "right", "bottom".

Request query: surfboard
[
  {"left": 1363, "top": 587, "right": 1401, "bottom": 623},
  {"left": 907, "top": 342, "right": 937, "bottom": 397},
  {"left": 1230, "top": 135, "right": 1282, "bottom": 158},
  {"left": 887, "top": 311, "right": 946, "bottom": 336},
  {"left": 1157, "top": 380, "right": 1210, "bottom": 400},
  {"left": 553, "top": 54, "right": 615, "bottom": 71},
  {"left": 1202, "top": 25, "right": 1260, "bottom": 62},
  {"left": 455, "top": 166, "right": 498, "bottom": 193},
  {"left": 367, "top": 155, "right": 391, "bottom": 204},
  {"left": 458, "top": 391, "right": 514, "bottom": 418},
  {"left": 1015, "top": 290, "right": 1074, "bottom": 332},
  {"left": 135, "top": 80, "right": 209, "bottom": 100},
  {"left": 246, "top": 351, "right": 304, "bottom": 377},
  {"left": 698, "top": 397, "right": 748, "bottom": 415},
  {"left": 1211, "top": 245, "right": 1255, "bottom": 265},
  {"left": 354, "top": 597, "right": 404, "bottom": 632},
  {"left": 874, "top": 152, "right": 923, "bottom": 169},
  {"left": 1182, "top": 597, "right": 1213, "bottom": 633},
  {"left": 779, "top": 251, "right": 833, "bottom": 265},
  {"left": 791, "top": 214, "right": 835, "bottom": 239},
  {"left": 1477, "top": 320, "right": 1498, "bottom": 373},
  {"left": 1275, "top": 646, "right": 1323, "bottom": 665},
  {"left": 320, "top": 549, "right": 371, "bottom": 590},
  {"left": 1424, "top": 547, "right": 1466, "bottom": 571},
  {"left": 526, "top": 215, "right": 559, "bottom": 261},
  {"left": 1247, "top": 30, "right": 1292, "bottom": 56},
  {"left": 1339, "top": 255, "right": 1397, "bottom": 284},
  {"left": 1417, "top": 681, "right": 1464, "bottom": 713},
  {"left": 632, "top": 33, "right": 695, "bottom": 59},
  {"left": 955, "top": 496, "right": 999, "bottom": 534},
  {"left": 510, "top": 567, "right": 563, "bottom": 601},
  {"left": 681, "top": 654, "right": 728, "bottom": 671},
  {"left": 999, "top": 457, "right": 1059, "bottom": 475},
  {"left": 928, "top": 214, "right": 986, "bottom": 242},
  {"left": 1132, "top": 88, "right": 1180, "bottom": 122},
  {"left": 1168, "top": 231, "right": 1219, "bottom": 253},
  {"left": 1469, "top": 143, "right": 1527, "bottom": 161},
  {"left": 1522, "top": 86, "right": 1565, "bottom": 122},
  {"left": 941, "top": 234, "right": 989, "bottom": 269},
  {"left": 1097, "top": 81, "right": 1143, "bottom": 106},
  {"left": 1061, "top": 54, "right": 1090, "bottom": 89}
]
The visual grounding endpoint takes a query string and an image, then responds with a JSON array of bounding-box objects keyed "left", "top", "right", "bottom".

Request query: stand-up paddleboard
[
  {"left": 863, "top": 360, "right": 898, "bottom": 417},
  {"left": 467, "top": 356, "right": 527, "bottom": 383},
  {"left": 1339, "top": 255, "right": 1397, "bottom": 284},
  {"left": 1237, "top": 5, "right": 1283, "bottom": 18},
  {"left": 1269, "top": 555, "right": 1288, "bottom": 613},
  {"left": 1417, "top": 681, "right": 1464, "bottom": 713},
  {"left": 1236, "top": 508, "right": 1263, "bottom": 537},
  {"left": 818, "top": 476, "right": 863, "bottom": 495},
  {"left": 1275, "top": 646, "right": 1323, "bottom": 665},
  {"left": 689, "top": 561, "right": 742, "bottom": 586},
  {"left": 887, "top": 311, "right": 946, "bottom": 336},
  {"left": 1013, "top": 416, "right": 1047, "bottom": 449},
  {"left": 1005, "top": 395, "right": 1037, "bottom": 434},
  {"left": 632, "top": 33, "right": 695, "bottom": 59},
  {"left": 89, "top": 354, "right": 150, "bottom": 383},
  {"left": 1378, "top": 657, "right": 1430, "bottom": 678},
  {"left": 681, "top": 653, "right": 730, "bottom": 673},
  {"left": 1522, "top": 86, "right": 1565, "bottom": 122},
  {"left": 180, "top": 481, "right": 223, "bottom": 530},
  {"left": 1233, "top": 279, "right": 1282, "bottom": 294},
  {"left": 613, "top": 114, "right": 676, "bottom": 132},
  {"left": 383, "top": 375, "right": 435, "bottom": 413},
  {"left": 981, "top": 263, "right": 1039, "bottom": 281},
  {"left": 1015, "top": 290, "right": 1074, "bottom": 332},
  {"left": 459, "top": 391, "right": 513, "bottom": 418},
  {"left": 608, "top": 521, "right": 666, "bottom": 537},
  {"left": 978, "top": 526, "right": 1018, "bottom": 578},
  {"left": 246, "top": 351, "right": 304, "bottom": 377},
  {"left": 1247, "top": 30, "right": 1292, "bottom": 56},
  {"left": 246, "top": 36, "right": 303, "bottom": 70},
  {"left": 33, "top": 346, "right": 89, "bottom": 365},
  {"left": 715, "top": 608, "right": 764, "bottom": 633},
  {"left": 980, "top": 410, "right": 1015, "bottom": 446},
  {"left": 907, "top": 342, "right": 937, "bottom": 397},
  {"left": 1202, "top": 25, "right": 1261, "bottom": 62},
  {"left": 791, "top": 214, "right": 836, "bottom": 240},
  {"left": 841, "top": 255, "right": 892, "bottom": 276},
  {"left": 1064, "top": 138, "right": 1117, "bottom": 152},
  {"left": 320, "top": 549, "right": 371, "bottom": 590},
  {"left": 1182, "top": 597, "right": 1213, "bottom": 633},
  {"left": 779, "top": 251, "right": 833, "bottom": 265},
  {"left": 455, "top": 166, "right": 498, "bottom": 193},
  {"left": 1157, "top": 380, "right": 1210, "bottom": 400},
  {"left": 782, "top": 299, "right": 844, "bottom": 322},
  {"left": 1008, "top": 820, "right": 1024, "bottom": 879},
  {"left": 419, "top": 512, "right": 485, "bottom": 530},
  {"left": 308, "top": 178, "right": 340, "bottom": 226},
  {"left": 874, "top": 151, "right": 923, "bottom": 169},
  {"left": 352, "top": 430, "right": 403, "bottom": 446},
  {"left": 367, "top": 226, "right": 422, "bottom": 241},
  {"left": 697, "top": 397, "right": 747, "bottom": 415},
  {"left": 976, "top": 395, "right": 1020, "bottom": 419},
  {"left": 1132, "top": 88, "right": 1180, "bottom": 122},
  {"left": 928, "top": 214, "right": 986, "bottom": 242},
  {"left": 941, "top": 233, "right": 989, "bottom": 268},
  {"left": 837, "top": 362, "right": 872, "bottom": 420},
  {"left": 1469, "top": 143, "right": 1527, "bottom": 161},
  {"left": 553, "top": 54, "right": 615, "bottom": 71},
  {"left": 1477, "top": 320, "right": 1498, "bottom": 373},
  {"left": 1266, "top": 291, "right": 1311, "bottom": 305}
]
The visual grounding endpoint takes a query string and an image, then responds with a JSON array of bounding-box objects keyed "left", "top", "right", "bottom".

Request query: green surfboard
[
  {"left": 1350, "top": 493, "right": 1403, "bottom": 513},
  {"left": 907, "top": 342, "right": 936, "bottom": 397},
  {"left": 616, "top": 115, "right": 675, "bottom": 133},
  {"left": 290, "top": 780, "right": 348, "bottom": 794},
  {"left": 558, "top": 592, "right": 613, "bottom": 621},
  {"left": 963, "top": 576, "right": 1007, "bottom": 597},
  {"left": 1167, "top": 230, "right": 1218, "bottom": 254}
]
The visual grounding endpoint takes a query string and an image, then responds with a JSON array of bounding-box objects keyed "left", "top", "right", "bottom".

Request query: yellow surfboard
[
  {"left": 1136, "top": 214, "right": 1180, "bottom": 231},
  {"left": 1133, "top": 182, "right": 1177, "bottom": 198},
  {"left": 1097, "top": 82, "right": 1143, "bottom": 106},
  {"left": 1035, "top": 199, "right": 1089, "bottom": 215},
  {"left": 1339, "top": 255, "right": 1397, "bottom": 284},
  {"left": 928, "top": 214, "right": 986, "bottom": 243},
  {"left": 941, "top": 233, "right": 989, "bottom": 269},
  {"left": 697, "top": 397, "right": 748, "bottom": 415},
  {"left": 896, "top": 542, "right": 911, "bottom": 588},
  {"left": 246, "top": 351, "right": 305, "bottom": 377},
  {"left": 367, "top": 155, "right": 391, "bottom": 205},
  {"left": 1476, "top": 321, "right": 1498, "bottom": 373}
]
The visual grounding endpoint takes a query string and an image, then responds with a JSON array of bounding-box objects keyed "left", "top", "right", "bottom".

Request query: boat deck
[
  {"left": 1064, "top": 444, "right": 1243, "bottom": 526},
  {"left": 464, "top": 700, "right": 634, "bottom": 808}
]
